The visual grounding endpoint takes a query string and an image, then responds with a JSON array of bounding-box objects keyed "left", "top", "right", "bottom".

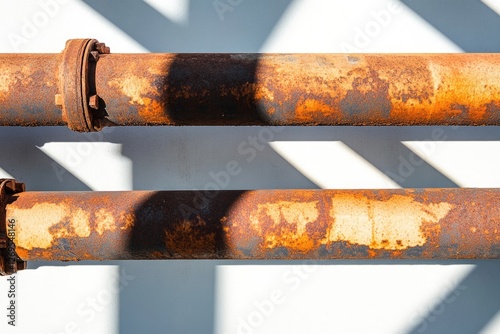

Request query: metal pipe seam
[
  {"left": 0, "top": 187, "right": 498, "bottom": 274},
  {"left": 1, "top": 39, "right": 500, "bottom": 130}
]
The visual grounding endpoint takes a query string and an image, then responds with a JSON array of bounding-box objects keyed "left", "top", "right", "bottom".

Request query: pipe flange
[
  {"left": 59, "top": 39, "right": 110, "bottom": 132},
  {"left": 0, "top": 179, "right": 26, "bottom": 276}
]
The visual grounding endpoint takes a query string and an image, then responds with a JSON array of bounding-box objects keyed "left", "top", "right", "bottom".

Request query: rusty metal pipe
[
  {"left": 2, "top": 187, "right": 499, "bottom": 275},
  {"left": 0, "top": 53, "right": 64, "bottom": 126},
  {"left": 1, "top": 39, "right": 500, "bottom": 131}
]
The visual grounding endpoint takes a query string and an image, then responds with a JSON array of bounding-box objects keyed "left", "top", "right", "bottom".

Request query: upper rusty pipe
[
  {"left": 1, "top": 39, "right": 500, "bottom": 131},
  {"left": 0, "top": 39, "right": 110, "bottom": 131},
  {"left": 1, "top": 183, "right": 500, "bottom": 274}
]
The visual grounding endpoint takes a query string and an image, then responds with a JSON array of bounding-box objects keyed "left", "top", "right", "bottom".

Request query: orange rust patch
[
  {"left": 295, "top": 98, "right": 340, "bottom": 122},
  {"left": 323, "top": 194, "right": 453, "bottom": 250},
  {"left": 136, "top": 98, "right": 171, "bottom": 123},
  {"left": 119, "top": 212, "right": 136, "bottom": 231},
  {"left": 95, "top": 209, "right": 116, "bottom": 235},
  {"left": 108, "top": 74, "right": 172, "bottom": 123},
  {"left": 254, "top": 85, "right": 275, "bottom": 101},
  {"left": 250, "top": 201, "right": 319, "bottom": 251}
]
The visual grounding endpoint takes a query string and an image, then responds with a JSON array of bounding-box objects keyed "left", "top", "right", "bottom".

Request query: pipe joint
[{"left": 57, "top": 39, "right": 110, "bottom": 132}]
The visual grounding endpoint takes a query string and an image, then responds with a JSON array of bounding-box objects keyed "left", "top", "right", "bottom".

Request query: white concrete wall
[{"left": 0, "top": 0, "right": 499, "bottom": 333}]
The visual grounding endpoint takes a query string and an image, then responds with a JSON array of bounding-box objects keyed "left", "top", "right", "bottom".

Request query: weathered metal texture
[
  {"left": 0, "top": 53, "right": 64, "bottom": 126},
  {"left": 96, "top": 53, "right": 500, "bottom": 126},
  {"left": 5, "top": 189, "right": 500, "bottom": 261},
  {"left": 59, "top": 38, "right": 98, "bottom": 132},
  {"left": 0, "top": 179, "right": 26, "bottom": 275},
  {"left": 1, "top": 45, "right": 500, "bottom": 129}
]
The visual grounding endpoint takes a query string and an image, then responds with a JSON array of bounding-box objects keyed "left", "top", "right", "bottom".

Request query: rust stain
[
  {"left": 11, "top": 203, "right": 91, "bottom": 250},
  {"left": 388, "top": 58, "right": 434, "bottom": 104},
  {"left": 71, "top": 208, "right": 92, "bottom": 238},
  {"left": 323, "top": 194, "right": 453, "bottom": 250},
  {"left": 136, "top": 98, "right": 170, "bottom": 123},
  {"left": 253, "top": 54, "right": 500, "bottom": 126},
  {"left": 106, "top": 72, "right": 172, "bottom": 124},
  {"left": 0, "top": 72, "right": 14, "bottom": 100},
  {"left": 119, "top": 211, "right": 136, "bottom": 230},
  {"left": 254, "top": 85, "right": 275, "bottom": 101},
  {"left": 108, "top": 75, "right": 154, "bottom": 105},
  {"left": 295, "top": 98, "right": 339, "bottom": 121},
  {"left": 2, "top": 51, "right": 500, "bottom": 128},
  {"left": 249, "top": 201, "right": 319, "bottom": 251},
  {"left": 95, "top": 208, "right": 116, "bottom": 235},
  {"left": 0, "top": 54, "right": 65, "bottom": 127},
  {"left": 165, "top": 220, "right": 216, "bottom": 258},
  {"left": 4, "top": 189, "right": 500, "bottom": 261},
  {"left": 0, "top": 64, "right": 36, "bottom": 105}
]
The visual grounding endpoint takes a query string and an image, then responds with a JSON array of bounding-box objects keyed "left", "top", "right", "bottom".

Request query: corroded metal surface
[
  {"left": 0, "top": 179, "right": 26, "bottom": 275},
  {"left": 97, "top": 53, "right": 500, "bottom": 126},
  {"left": 0, "top": 54, "right": 63, "bottom": 126},
  {"left": 59, "top": 38, "right": 102, "bottom": 132},
  {"left": 1, "top": 42, "right": 500, "bottom": 129},
  {"left": 5, "top": 189, "right": 500, "bottom": 261}
]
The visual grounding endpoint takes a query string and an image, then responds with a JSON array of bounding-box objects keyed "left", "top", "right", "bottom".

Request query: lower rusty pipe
[
  {"left": 1, "top": 39, "right": 500, "bottom": 131},
  {"left": 1, "top": 179, "right": 499, "bottom": 274}
]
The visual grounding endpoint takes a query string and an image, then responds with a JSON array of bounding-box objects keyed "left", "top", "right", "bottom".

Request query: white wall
[{"left": 0, "top": 0, "right": 500, "bottom": 333}]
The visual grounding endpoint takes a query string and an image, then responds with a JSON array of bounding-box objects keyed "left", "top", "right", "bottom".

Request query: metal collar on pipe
[{"left": 58, "top": 39, "right": 110, "bottom": 132}]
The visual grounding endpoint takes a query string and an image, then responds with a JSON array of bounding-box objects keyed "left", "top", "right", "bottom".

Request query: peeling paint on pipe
[
  {"left": 1, "top": 39, "right": 500, "bottom": 130},
  {"left": 5, "top": 189, "right": 500, "bottom": 262}
]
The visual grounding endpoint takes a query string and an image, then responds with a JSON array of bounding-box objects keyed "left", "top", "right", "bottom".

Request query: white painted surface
[{"left": 0, "top": 0, "right": 499, "bottom": 333}]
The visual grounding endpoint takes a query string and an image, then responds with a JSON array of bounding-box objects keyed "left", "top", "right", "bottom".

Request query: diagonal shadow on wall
[
  {"left": 81, "top": 0, "right": 292, "bottom": 53},
  {"left": 400, "top": 0, "right": 500, "bottom": 52},
  {"left": 406, "top": 261, "right": 500, "bottom": 334},
  {"left": 341, "top": 134, "right": 459, "bottom": 188},
  {"left": 22, "top": 0, "right": 500, "bottom": 332},
  {"left": 0, "top": 127, "right": 91, "bottom": 191}
]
